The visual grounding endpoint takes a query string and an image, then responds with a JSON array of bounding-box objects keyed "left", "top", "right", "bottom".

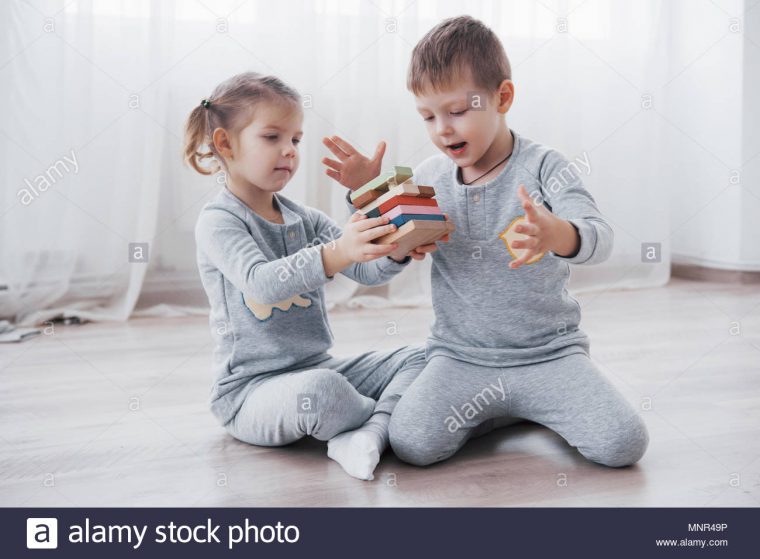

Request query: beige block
[{"left": 376, "top": 219, "right": 455, "bottom": 260}]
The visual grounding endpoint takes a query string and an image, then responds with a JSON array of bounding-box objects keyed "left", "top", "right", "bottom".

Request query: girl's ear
[
  {"left": 212, "top": 128, "right": 234, "bottom": 160},
  {"left": 496, "top": 79, "right": 515, "bottom": 114}
]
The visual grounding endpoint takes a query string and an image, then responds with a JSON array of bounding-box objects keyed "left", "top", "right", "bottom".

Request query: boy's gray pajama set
[
  {"left": 195, "top": 188, "right": 425, "bottom": 446},
  {"left": 385, "top": 131, "right": 650, "bottom": 468}
]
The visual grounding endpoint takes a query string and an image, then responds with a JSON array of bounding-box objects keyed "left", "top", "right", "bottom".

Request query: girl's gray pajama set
[
  {"left": 195, "top": 188, "right": 425, "bottom": 446},
  {"left": 383, "top": 131, "right": 649, "bottom": 468}
]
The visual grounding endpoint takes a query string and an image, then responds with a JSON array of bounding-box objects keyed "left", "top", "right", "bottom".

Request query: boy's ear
[
  {"left": 212, "top": 128, "right": 234, "bottom": 159},
  {"left": 496, "top": 79, "right": 515, "bottom": 114}
]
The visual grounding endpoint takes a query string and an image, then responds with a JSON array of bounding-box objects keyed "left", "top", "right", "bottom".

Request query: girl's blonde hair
[{"left": 183, "top": 72, "right": 301, "bottom": 175}]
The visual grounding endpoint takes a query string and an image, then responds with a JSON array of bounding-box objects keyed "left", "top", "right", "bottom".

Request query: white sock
[{"left": 327, "top": 412, "right": 390, "bottom": 481}]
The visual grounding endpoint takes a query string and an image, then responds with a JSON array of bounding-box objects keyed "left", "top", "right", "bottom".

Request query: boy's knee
[
  {"left": 389, "top": 411, "right": 448, "bottom": 467},
  {"left": 589, "top": 414, "right": 650, "bottom": 468}
]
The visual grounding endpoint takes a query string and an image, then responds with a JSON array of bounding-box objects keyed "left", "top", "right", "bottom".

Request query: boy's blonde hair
[
  {"left": 183, "top": 72, "right": 300, "bottom": 175},
  {"left": 407, "top": 15, "right": 511, "bottom": 95}
]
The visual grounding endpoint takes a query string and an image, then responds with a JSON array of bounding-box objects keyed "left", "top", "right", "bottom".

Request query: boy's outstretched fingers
[
  {"left": 324, "top": 167, "right": 342, "bottom": 183},
  {"left": 321, "top": 135, "right": 387, "bottom": 189},
  {"left": 510, "top": 250, "right": 535, "bottom": 269},
  {"left": 322, "top": 137, "right": 348, "bottom": 183},
  {"left": 326, "top": 135, "right": 385, "bottom": 164},
  {"left": 322, "top": 136, "right": 350, "bottom": 159},
  {"left": 371, "top": 140, "right": 386, "bottom": 162},
  {"left": 517, "top": 185, "right": 539, "bottom": 222},
  {"left": 329, "top": 135, "right": 356, "bottom": 156},
  {"left": 514, "top": 221, "right": 539, "bottom": 236},
  {"left": 323, "top": 156, "right": 342, "bottom": 170}
]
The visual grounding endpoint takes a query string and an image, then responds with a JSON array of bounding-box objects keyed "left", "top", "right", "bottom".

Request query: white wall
[
  {"left": 741, "top": 1, "right": 760, "bottom": 268},
  {"left": 667, "top": 0, "right": 760, "bottom": 271}
]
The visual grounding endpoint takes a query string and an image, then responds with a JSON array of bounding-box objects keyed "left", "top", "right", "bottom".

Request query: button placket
[
  {"left": 467, "top": 186, "right": 487, "bottom": 240},
  {"left": 284, "top": 226, "right": 301, "bottom": 255}
]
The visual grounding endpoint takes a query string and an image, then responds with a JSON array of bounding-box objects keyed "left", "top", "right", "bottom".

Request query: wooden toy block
[
  {"left": 391, "top": 166, "right": 413, "bottom": 184},
  {"left": 350, "top": 166, "right": 414, "bottom": 204},
  {"left": 357, "top": 181, "right": 436, "bottom": 212},
  {"left": 377, "top": 219, "right": 455, "bottom": 260},
  {"left": 350, "top": 171, "right": 393, "bottom": 204},
  {"left": 389, "top": 214, "right": 446, "bottom": 227},
  {"left": 351, "top": 188, "right": 385, "bottom": 209},
  {"left": 363, "top": 195, "right": 439, "bottom": 218},
  {"left": 393, "top": 179, "right": 436, "bottom": 198},
  {"left": 383, "top": 204, "right": 443, "bottom": 221}
]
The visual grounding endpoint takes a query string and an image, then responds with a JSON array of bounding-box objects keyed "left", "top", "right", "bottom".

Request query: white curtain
[{"left": 1, "top": 0, "right": 672, "bottom": 325}]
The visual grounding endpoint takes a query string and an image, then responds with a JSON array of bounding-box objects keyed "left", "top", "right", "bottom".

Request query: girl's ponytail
[{"left": 183, "top": 102, "right": 217, "bottom": 176}]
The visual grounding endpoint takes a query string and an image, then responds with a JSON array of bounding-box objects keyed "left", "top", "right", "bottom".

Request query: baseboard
[
  {"left": 671, "top": 263, "right": 760, "bottom": 284},
  {"left": 136, "top": 270, "right": 209, "bottom": 308},
  {"left": 672, "top": 253, "right": 760, "bottom": 272}
]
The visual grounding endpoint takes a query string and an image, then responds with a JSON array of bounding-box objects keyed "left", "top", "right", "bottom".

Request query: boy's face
[
  {"left": 414, "top": 76, "right": 505, "bottom": 169},
  {"left": 226, "top": 102, "right": 303, "bottom": 193}
]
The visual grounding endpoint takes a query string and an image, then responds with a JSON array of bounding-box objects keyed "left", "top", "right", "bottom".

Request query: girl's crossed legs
[{"left": 225, "top": 345, "right": 425, "bottom": 479}]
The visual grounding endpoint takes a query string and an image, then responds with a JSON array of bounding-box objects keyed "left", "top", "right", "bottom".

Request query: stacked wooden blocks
[{"left": 350, "top": 166, "right": 455, "bottom": 260}]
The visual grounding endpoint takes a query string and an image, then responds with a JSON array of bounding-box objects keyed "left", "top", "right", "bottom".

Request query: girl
[{"left": 185, "top": 72, "right": 433, "bottom": 481}]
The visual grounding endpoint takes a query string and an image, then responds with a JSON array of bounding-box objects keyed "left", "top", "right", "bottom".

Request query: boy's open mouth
[{"left": 446, "top": 141, "right": 467, "bottom": 154}]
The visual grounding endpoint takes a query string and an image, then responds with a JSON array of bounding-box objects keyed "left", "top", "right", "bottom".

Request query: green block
[
  {"left": 393, "top": 165, "right": 413, "bottom": 183},
  {"left": 349, "top": 166, "right": 414, "bottom": 203},
  {"left": 350, "top": 171, "right": 394, "bottom": 202}
]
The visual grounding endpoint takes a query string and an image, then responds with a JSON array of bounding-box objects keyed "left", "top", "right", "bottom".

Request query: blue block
[{"left": 389, "top": 214, "right": 446, "bottom": 227}]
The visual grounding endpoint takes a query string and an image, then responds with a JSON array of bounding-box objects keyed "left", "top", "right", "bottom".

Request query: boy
[{"left": 322, "top": 15, "right": 648, "bottom": 468}]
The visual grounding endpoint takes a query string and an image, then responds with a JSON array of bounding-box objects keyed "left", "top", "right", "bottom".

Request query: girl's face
[{"left": 226, "top": 101, "right": 303, "bottom": 192}]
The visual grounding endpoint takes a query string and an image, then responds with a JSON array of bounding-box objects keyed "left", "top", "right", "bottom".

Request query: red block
[{"left": 377, "top": 195, "right": 438, "bottom": 215}]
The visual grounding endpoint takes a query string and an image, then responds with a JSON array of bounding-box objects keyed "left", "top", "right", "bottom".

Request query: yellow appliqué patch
[{"left": 498, "top": 216, "right": 545, "bottom": 265}]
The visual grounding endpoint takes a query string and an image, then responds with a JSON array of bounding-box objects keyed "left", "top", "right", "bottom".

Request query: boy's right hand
[{"left": 322, "top": 135, "right": 386, "bottom": 190}]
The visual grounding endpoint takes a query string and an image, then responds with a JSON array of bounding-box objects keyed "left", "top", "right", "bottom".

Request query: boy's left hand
[
  {"left": 509, "top": 185, "right": 580, "bottom": 269},
  {"left": 322, "top": 135, "right": 386, "bottom": 190}
]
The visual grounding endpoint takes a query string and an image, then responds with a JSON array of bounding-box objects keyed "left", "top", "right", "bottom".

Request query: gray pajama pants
[
  {"left": 225, "top": 345, "right": 426, "bottom": 446},
  {"left": 389, "top": 352, "right": 649, "bottom": 468}
]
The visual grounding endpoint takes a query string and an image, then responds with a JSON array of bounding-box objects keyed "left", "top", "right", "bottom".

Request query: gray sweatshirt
[
  {"left": 412, "top": 130, "right": 613, "bottom": 367},
  {"left": 195, "top": 187, "right": 411, "bottom": 425}
]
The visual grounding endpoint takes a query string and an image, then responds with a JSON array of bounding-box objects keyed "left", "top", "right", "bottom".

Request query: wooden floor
[{"left": 1, "top": 278, "right": 759, "bottom": 507}]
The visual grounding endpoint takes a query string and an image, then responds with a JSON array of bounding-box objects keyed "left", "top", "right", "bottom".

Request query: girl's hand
[
  {"left": 322, "top": 135, "right": 386, "bottom": 190},
  {"left": 509, "top": 185, "right": 579, "bottom": 269},
  {"left": 336, "top": 212, "right": 399, "bottom": 263}
]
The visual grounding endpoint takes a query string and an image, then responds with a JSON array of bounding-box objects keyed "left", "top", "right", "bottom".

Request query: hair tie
[{"left": 200, "top": 98, "right": 211, "bottom": 109}]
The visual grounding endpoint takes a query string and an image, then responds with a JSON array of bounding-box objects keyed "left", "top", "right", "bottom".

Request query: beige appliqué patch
[{"left": 243, "top": 293, "right": 312, "bottom": 321}]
